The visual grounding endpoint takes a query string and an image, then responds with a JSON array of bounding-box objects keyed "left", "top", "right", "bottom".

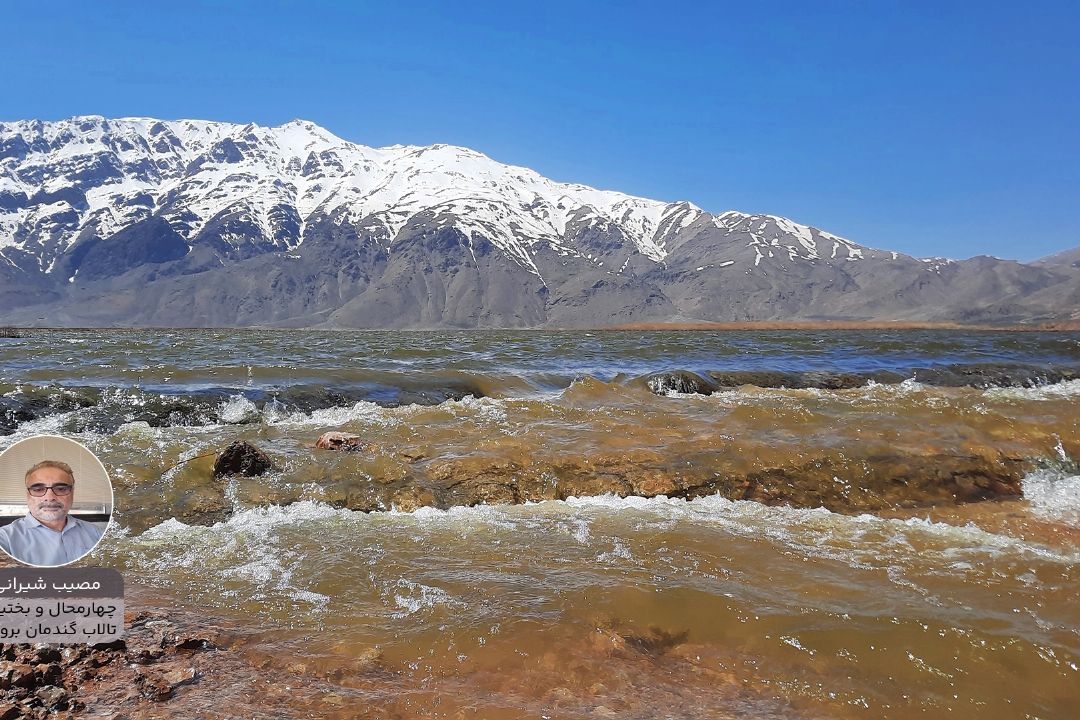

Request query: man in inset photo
[{"left": 0, "top": 460, "right": 104, "bottom": 566}]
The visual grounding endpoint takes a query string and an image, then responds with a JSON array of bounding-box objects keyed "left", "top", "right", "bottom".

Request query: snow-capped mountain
[
  {"left": 0, "top": 116, "right": 1075, "bottom": 327},
  {"left": 0, "top": 116, "right": 696, "bottom": 276}
]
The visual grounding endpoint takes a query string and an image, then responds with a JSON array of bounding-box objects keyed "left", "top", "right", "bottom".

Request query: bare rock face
[
  {"left": 211, "top": 440, "right": 271, "bottom": 478},
  {"left": 315, "top": 432, "right": 364, "bottom": 451}
]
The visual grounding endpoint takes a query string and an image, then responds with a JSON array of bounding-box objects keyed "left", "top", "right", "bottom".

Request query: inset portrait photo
[{"left": 0, "top": 435, "right": 113, "bottom": 567}]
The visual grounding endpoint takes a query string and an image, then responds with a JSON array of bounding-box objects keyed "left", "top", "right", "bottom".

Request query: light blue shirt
[{"left": 0, "top": 514, "right": 104, "bottom": 567}]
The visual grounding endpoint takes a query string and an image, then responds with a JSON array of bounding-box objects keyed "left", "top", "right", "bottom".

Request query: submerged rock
[
  {"left": 907, "top": 363, "right": 1080, "bottom": 388},
  {"left": 0, "top": 385, "right": 100, "bottom": 435},
  {"left": 137, "top": 438, "right": 1043, "bottom": 529},
  {"left": 315, "top": 431, "right": 365, "bottom": 451},
  {"left": 212, "top": 441, "right": 271, "bottom": 478},
  {"left": 417, "top": 446, "right": 1028, "bottom": 514},
  {"left": 645, "top": 371, "right": 717, "bottom": 396},
  {"left": 703, "top": 364, "right": 1080, "bottom": 390}
]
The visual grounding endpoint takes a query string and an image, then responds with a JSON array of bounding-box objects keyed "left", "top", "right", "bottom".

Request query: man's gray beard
[{"left": 33, "top": 505, "right": 66, "bottom": 521}]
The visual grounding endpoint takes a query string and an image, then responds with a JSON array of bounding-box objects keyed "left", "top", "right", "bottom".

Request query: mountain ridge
[{"left": 1, "top": 116, "right": 1077, "bottom": 328}]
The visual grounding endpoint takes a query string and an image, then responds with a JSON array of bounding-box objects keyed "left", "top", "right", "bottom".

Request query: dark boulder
[
  {"left": 212, "top": 441, "right": 271, "bottom": 478},
  {"left": 645, "top": 371, "right": 717, "bottom": 396}
]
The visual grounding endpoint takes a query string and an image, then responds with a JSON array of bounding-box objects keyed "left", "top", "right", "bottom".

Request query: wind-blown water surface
[{"left": 1, "top": 329, "right": 1078, "bottom": 718}]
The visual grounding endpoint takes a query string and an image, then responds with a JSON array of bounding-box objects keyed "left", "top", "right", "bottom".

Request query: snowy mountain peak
[
  {"left": 2, "top": 117, "right": 1075, "bottom": 329},
  {"left": 1, "top": 117, "right": 700, "bottom": 273},
  {"left": 0, "top": 116, "right": 914, "bottom": 281}
]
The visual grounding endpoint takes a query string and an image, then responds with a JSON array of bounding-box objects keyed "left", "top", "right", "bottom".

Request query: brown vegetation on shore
[
  {"left": 600, "top": 320, "right": 1073, "bottom": 331},
  {"left": 5, "top": 320, "right": 1080, "bottom": 331}
]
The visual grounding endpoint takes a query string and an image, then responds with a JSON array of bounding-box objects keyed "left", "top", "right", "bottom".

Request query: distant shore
[
  {"left": 602, "top": 320, "right": 1080, "bottom": 332},
  {"left": 2, "top": 321, "right": 1079, "bottom": 332}
]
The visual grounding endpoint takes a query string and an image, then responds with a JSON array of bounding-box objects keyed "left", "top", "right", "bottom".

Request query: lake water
[{"left": 1, "top": 329, "right": 1078, "bottom": 718}]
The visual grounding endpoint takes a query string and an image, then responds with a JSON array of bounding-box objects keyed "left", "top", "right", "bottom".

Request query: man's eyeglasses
[{"left": 26, "top": 483, "right": 73, "bottom": 497}]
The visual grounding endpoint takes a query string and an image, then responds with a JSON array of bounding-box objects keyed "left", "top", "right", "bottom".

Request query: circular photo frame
[{"left": 0, "top": 435, "right": 113, "bottom": 567}]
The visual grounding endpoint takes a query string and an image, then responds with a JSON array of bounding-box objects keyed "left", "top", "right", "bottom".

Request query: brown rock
[
  {"left": 91, "top": 639, "right": 126, "bottom": 652},
  {"left": 390, "top": 487, "right": 437, "bottom": 512},
  {"left": 428, "top": 457, "right": 531, "bottom": 506},
  {"left": 59, "top": 647, "right": 85, "bottom": 665},
  {"left": 175, "top": 634, "right": 217, "bottom": 651},
  {"left": 415, "top": 442, "right": 1030, "bottom": 515},
  {"left": 7, "top": 663, "right": 35, "bottom": 689},
  {"left": 33, "top": 663, "right": 61, "bottom": 686},
  {"left": 361, "top": 455, "right": 409, "bottom": 485},
  {"left": 135, "top": 667, "right": 197, "bottom": 701},
  {"left": 136, "top": 671, "right": 173, "bottom": 701},
  {"left": 160, "top": 667, "right": 199, "bottom": 688},
  {"left": 629, "top": 470, "right": 678, "bottom": 497},
  {"left": 34, "top": 685, "right": 67, "bottom": 709},
  {"left": 88, "top": 651, "right": 113, "bottom": 667},
  {"left": 125, "top": 649, "right": 163, "bottom": 665},
  {"left": 315, "top": 431, "right": 365, "bottom": 451},
  {"left": 32, "top": 648, "right": 60, "bottom": 665},
  {"left": 212, "top": 440, "right": 271, "bottom": 478},
  {"left": 333, "top": 485, "right": 384, "bottom": 513}
]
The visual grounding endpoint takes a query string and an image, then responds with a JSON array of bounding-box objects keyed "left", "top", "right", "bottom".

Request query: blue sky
[{"left": 3, "top": 0, "right": 1077, "bottom": 261}]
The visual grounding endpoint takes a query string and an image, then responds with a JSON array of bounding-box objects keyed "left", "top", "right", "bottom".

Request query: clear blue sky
[{"left": 3, "top": 0, "right": 1077, "bottom": 261}]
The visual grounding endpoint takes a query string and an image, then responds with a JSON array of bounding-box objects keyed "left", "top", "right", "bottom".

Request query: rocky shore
[
  {"left": 645, "top": 365, "right": 1080, "bottom": 393},
  {"left": 0, "top": 578, "right": 395, "bottom": 719},
  {"left": 0, "top": 588, "right": 827, "bottom": 719},
  {"left": 4, "top": 362, "right": 1077, "bottom": 436},
  {"left": 0, "top": 616, "right": 210, "bottom": 718},
  {"left": 142, "top": 425, "right": 1075, "bottom": 531}
]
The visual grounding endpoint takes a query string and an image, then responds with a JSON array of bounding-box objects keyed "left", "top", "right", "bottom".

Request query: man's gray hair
[{"left": 25, "top": 460, "right": 75, "bottom": 483}]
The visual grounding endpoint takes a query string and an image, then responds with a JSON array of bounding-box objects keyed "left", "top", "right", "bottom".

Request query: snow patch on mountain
[
  {"left": 2, "top": 117, "right": 716, "bottom": 273},
  {"left": 1, "top": 116, "right": 930, "bottom": 278}
]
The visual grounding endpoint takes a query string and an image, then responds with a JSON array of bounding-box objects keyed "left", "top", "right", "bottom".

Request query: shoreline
[
  {"left": 602, "top": 319, "right": 1080, "bottom": 331},
  {"left": 2, "top": 320, "right": 1079, "bottom": 332}
]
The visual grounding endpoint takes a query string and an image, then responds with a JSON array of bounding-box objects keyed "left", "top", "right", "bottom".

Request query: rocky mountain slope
[{"left": 0, "top": 116, "right": 1076, "bottom": 327}]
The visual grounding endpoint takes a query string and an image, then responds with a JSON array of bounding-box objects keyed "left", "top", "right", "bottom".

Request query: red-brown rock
[{"left": 315, "top": 432, "right": 365, "bottom": 452}]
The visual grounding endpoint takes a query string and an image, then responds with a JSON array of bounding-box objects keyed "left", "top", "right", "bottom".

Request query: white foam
[
  {"left": 1023, "top": 469, "right": 1080, "bottom": 525},
  {"left": 984, "top": 379, "right": 1080, "bottom": 401},
  {"left": 445, "top": 395, "right": 509, "bottom": 424},
  {"left": 113, "top": 487, "right": 1080, "bottom": 640},
  {"left": 861, "top": 377, "right": 927, "bottom": 397},
  {"left": 131, "top": 491, "right": 1080, "bottom": 582},
  {"left": 217, "top": 394, "right": 260, "bottom": 424},
  {"left": 0, "top": 412, "right": 76, "bottom": 448},
  {"left": 114, "top": 420, "right": 155, "bottom": 438},
  {"left": 131, "top": 502, "right": 349, "bottom": 609},
  {"left": 272, "top": 399, "right": 392, "bottom": 427},
  {"left": 388, "top": 579, "right": 462, "bottom": 618},
  {"left": 551, "top": 492, "right": 1079, "bottom": 565}
]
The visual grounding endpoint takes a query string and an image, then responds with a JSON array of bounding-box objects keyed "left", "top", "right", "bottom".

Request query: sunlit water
[{"left": 1, "top": 330, "right": 1078, "bottom": 718}]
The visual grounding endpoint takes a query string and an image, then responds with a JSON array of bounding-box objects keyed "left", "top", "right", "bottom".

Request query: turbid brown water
[{"left": 1, "top": 330, "right": 1078, "bottom": 718}]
